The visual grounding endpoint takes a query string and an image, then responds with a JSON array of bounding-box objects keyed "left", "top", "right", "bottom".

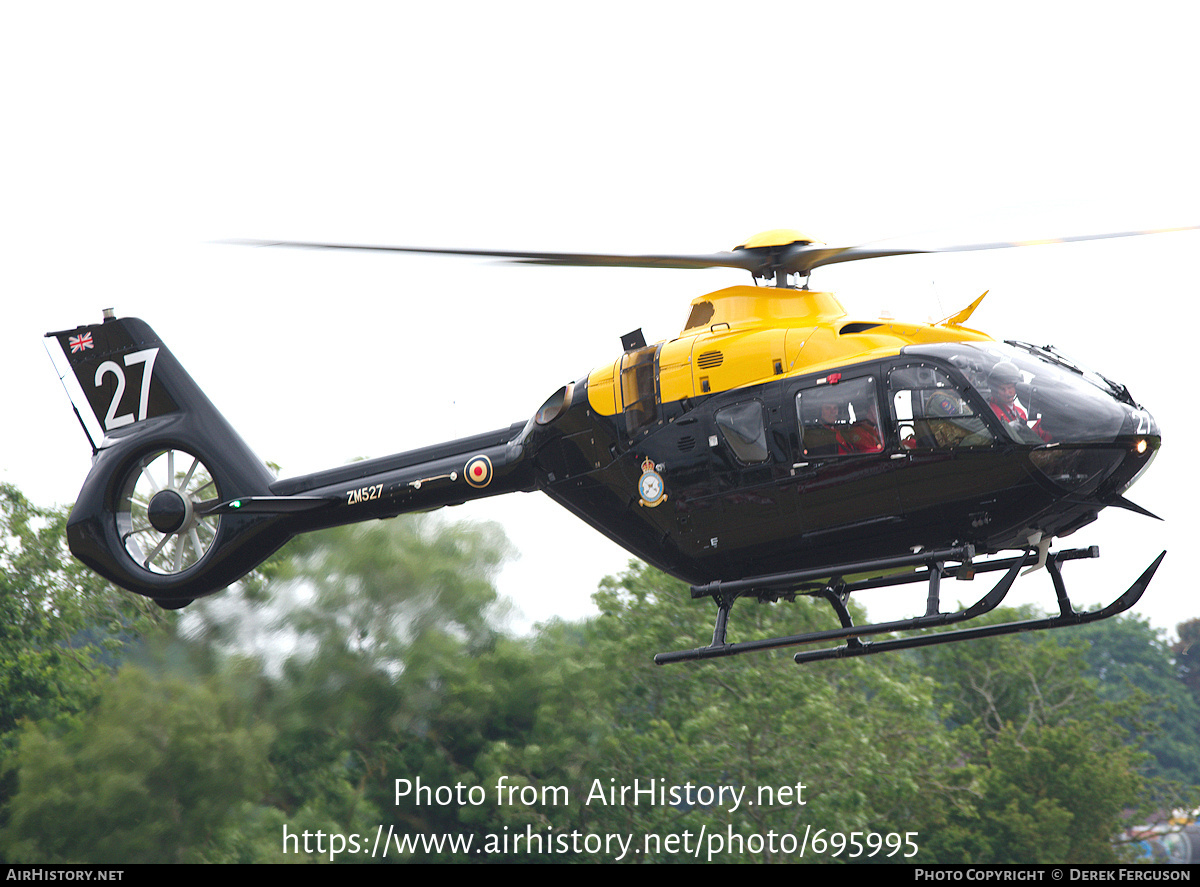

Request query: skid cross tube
[
  {"left": 687, "top": 545, "right": 975, "bottom": 602},
  {"left": 654, "top": 546, "right": 1164, "bottom": 666},
  {"left": 656, "top": 545, "right": 993, "bottom": 664}
]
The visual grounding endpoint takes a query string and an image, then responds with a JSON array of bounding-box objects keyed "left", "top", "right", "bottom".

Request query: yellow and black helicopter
[{"left": 47, "top": 227, "right": 1185, "bottom": 665}]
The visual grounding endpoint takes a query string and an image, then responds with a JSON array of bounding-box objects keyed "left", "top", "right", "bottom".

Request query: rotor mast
[{"left": 732, "top": 229, "right": 821, "bottom": 290}]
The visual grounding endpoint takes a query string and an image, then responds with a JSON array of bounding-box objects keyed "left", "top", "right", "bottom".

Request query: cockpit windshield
[{"left": 905, "top": 342, "right": 1143, "bottom": 445}]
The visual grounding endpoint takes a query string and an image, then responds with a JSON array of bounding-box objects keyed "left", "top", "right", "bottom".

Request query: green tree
[
  {"left": 1071, "top": 616, "right": 1200, "bottom": 791},
  {"left": 248, "top": 515, "right": 526, "bottom": 861},
  {"left": 968, "top": 721, "right": 1144, "bottom": 863},
  {"left": 0, "top": 485, "right": 165, "bottom": 738},
  {"left": 479, "top": 563, "right": 971, "bottom": 862},
  {"left": 915, "top": 614, "right": 1157, "bottom": 863},
  {"left": 6, "top": 477, "right": 1175, "bottom": 865},
  {"left": 0, "top": 484, "right": 169, "bottom": 830},
  {"left": 0, "top": 490, "right": 524, "bottom": 863},
  {"left": 1, "top": 666, "right": 274, "bottom": 863}
]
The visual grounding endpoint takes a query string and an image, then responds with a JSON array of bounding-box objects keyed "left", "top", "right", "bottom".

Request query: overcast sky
[{"left": 5, "top": 2, "right": 1197, "bottom": 639}]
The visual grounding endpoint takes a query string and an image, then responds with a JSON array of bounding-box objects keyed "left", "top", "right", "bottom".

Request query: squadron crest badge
[{"left": 637, "top": 457, "right": 666, "bottom": 507}]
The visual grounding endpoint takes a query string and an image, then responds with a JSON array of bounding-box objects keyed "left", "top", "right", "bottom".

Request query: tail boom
[{"left": 48, "top": 315, "right": 533, "bottom": 607}]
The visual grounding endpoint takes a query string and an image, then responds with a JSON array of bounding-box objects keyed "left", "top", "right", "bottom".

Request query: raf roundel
[{"left": 464, "top": 454, "right": 493, "bottom": 488}]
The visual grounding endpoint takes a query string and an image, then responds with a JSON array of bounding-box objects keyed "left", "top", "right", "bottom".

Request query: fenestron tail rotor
[{"left": 117, "top": 448, "right": 222, "bottom": 575}]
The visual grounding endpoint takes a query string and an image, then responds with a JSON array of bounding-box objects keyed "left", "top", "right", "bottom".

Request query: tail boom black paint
[{"left": 48, "top": 316, "right": 533, "bottom": 607}]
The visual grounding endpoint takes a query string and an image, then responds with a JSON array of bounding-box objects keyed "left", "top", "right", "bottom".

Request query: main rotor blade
[
  {"left": 231, "top": 239, "right": 763, "bottom": 272},
  {"left": 233, "top": 223, "right": 1199, "bottom": 280},
  {"left": 786, "top": 224, "right": 1200, "bottom": 276}
]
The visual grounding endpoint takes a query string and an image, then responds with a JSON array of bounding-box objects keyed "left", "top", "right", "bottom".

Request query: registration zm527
[{"left": 346, "top": 484, "right": 384, "bottom": 506}]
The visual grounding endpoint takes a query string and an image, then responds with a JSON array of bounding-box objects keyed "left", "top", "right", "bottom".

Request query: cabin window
[
  {"left": 888, "top": 365, "right": 993, "bottom": 449},
  {"left": 795, "top": 376, "right": 883, "bottom": 456},
  {"left": 620, "top": 345, "right": 659, "bottom": 437},
  {"left": 715, "top": 402, "right": 768, "bottom": 463},
  {"left": 683, "top": 300, "right": 715, "bottom": 331}
]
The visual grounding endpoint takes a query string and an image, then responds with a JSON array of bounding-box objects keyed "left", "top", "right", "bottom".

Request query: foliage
[
  {"left": 479, "top": 564, "right": 972, "bottom": 862},
  {"left": 245, "top": 516, "right": 524, "bottom": 861},
  {"left": 0, "top": 481, "right": 1196, "bottom": 864},
  {"left": 0, "top": 484, "right": 171, "bottom": 833},
  {"left": 1071, "top": 616, "right": 1200, "bottom": 791},
  {"left": 1, "top": 666, "right": 274, "bottom": 863},
  {"left": 0, "top": 485, "right": 166, "bottom": 735},
  {"left": 913, "top": 612, "right": 1161, "bottom": 863},
  {"left": 968, "top": 721, "right": 1144, "bottom": 864}
]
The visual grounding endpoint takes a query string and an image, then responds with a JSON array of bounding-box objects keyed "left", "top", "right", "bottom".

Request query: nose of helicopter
[
  {"left": 1027, "top": 400, "right": 1160, "bottom": 506},
  {"left": 1112, "top": 403, "right": 1160, "bottom": 496}
]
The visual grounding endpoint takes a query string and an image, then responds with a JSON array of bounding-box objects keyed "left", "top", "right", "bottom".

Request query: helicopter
[{"left": 46, "top": 226, "right": 1186, "bottom": 666}]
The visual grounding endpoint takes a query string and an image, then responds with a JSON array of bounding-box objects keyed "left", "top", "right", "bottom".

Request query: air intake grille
[{"left": 697, "top": 351, "right": 724, "bottom": 369}]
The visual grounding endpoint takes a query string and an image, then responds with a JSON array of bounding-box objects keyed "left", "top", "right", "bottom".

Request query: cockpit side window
[
  {"left": 902, "top": 342, "right": 1133, "bottom": 444},
  {"left": 888, "top": 365, "right": 994, "bottom": 449},
  {"left": 795, "top": 376, "right": 883, "bottom": 457},
  {"left": 715, "top": 401, "right": 768, "bottom": 463}
]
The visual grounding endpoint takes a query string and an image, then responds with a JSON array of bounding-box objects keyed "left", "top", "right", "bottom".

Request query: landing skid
[{"left": 653, "top": 546, "right": 1165, "bottom": 666}]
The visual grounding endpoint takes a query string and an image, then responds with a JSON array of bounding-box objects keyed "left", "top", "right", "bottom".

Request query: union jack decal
[{"left": 69, "top": 332, "right": 94, "bottom": 353}]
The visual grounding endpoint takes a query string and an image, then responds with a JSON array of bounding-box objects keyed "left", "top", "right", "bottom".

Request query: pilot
[
  {"left": 928, "top": 390, "right": 964, "bottom": 417},
  {"left": 988, "top": 362, "right": 1023, "bottom": 419},
  {"left": 925, "top": 389, "right": 975, "bottom": 448},
  {"left": 988, "top": 361, "right": 1050, "bottom": 442}
]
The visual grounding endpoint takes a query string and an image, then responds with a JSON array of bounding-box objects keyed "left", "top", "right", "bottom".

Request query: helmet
[{"left": 988, "top": 361, "right": 1022, "bottom": 388}]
